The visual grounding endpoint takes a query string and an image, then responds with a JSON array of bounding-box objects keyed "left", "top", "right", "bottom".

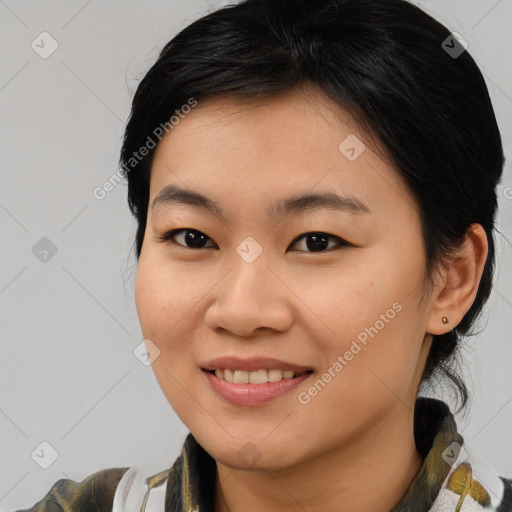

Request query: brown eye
[
  {"left": 289, "top": 232, "right": 350, "bottom": 253},
  {"left": 158, "top": 228, "right": 216, "bottom": 249},
  {"left": 157, "top": 229, "right": 350, "bottom": 253}
]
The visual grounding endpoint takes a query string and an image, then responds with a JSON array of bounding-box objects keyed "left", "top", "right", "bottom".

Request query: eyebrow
[{"left": 152, "top": 184, "right": 372, "bottom": 220}]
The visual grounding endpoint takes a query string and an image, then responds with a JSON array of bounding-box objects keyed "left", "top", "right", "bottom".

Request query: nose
[{"left": 203, "top": 254, "right": 294, "bottom": 338}]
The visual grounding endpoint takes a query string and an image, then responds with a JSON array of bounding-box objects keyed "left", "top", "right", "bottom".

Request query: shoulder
[
  {"left": 498, "top": 476, "right": 512, "bottom": 511},
  {"left": 111, "top": 466, "right": 170, "bottom": 511},
  {"left": 436, "top": 461, "right": 512, "bottom": 512},
  {"left": 14, "top": 466, "right": 131, "bottom": 512}
]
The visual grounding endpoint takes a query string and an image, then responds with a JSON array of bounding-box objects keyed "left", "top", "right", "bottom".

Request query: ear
[{"left": 426, "top": 223, "right": 489, "bottom": 335}]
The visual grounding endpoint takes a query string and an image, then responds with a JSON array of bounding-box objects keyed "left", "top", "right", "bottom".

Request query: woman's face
[{"left": 135, "top": 86, "right": 437, "bottom": 470}]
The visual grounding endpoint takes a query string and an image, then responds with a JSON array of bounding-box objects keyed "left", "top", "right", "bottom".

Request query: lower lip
[{"left": 203, "top": 370, "right": 312, "bottom": 406}]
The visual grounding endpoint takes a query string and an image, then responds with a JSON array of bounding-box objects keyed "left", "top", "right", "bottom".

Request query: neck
[{"left": 214, "top": 406, "right": 423, "bottom": 512}]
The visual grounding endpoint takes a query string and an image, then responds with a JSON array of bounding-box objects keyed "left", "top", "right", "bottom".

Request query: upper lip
[{"left": 201, "top": 356, "right": 313, "bottom": 373}]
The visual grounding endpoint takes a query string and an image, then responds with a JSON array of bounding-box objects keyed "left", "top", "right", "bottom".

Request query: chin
[{"left": 192, "top": 429, "right": 303, "bottom": 472}]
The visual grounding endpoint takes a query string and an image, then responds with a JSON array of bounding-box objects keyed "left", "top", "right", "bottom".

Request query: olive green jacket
[{"left": 15, "top": 397, "right": 512, "bottom": 511}]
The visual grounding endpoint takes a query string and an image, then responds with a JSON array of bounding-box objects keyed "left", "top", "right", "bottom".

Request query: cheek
[
  {"left": 134, "top": 250, "right": 218, "bottom": 362},
  {"left": 295, "top": 254, "right": 410, "bottom": 341},
  {"left": 135, "top": 254, "right": 191, "bottom": 344},
  {"left": 301, "top": 248, "right": 426, "bottom": 391},
  {"left": 135, "top": 254, "right": 204, "bottom": 419}
]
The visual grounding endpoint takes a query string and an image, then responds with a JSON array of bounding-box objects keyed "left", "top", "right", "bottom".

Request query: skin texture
[{"left": 134, "top": 85, "right": 488, "bottom": 512}]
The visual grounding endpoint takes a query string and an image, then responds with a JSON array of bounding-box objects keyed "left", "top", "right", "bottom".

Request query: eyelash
[{"left": 156, "top": 228, "right": 352, "bottom": 253}]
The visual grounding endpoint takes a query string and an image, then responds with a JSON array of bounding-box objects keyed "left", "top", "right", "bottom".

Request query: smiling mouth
[{"left": 205, "top": 368, "right": 314, "bottom": 384}]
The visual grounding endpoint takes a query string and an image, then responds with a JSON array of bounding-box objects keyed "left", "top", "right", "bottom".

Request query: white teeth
[
  {"left": 249, "top": 369, "right": 268, "bottom": 384},
  {"left": 212, "top": 368, "right": 304, "bottom": 384},
  {"left": 233, "top": 370, "right": 249, "bottom": 384},
  {"left": 267, "top": 369, "right": 283, "bottom": 382}
]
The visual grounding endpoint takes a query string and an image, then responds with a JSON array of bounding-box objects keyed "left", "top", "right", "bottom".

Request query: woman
[{"left": 17, "top": 0, "right": 510, "bottom": 510}]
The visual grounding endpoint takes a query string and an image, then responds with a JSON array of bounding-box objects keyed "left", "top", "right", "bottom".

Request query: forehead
[
  {"left": 156, "top": 86, "right": 368, "bottom": 155},
  {"left": 148, "top": 87, "right": 415, "bottom": 217}
]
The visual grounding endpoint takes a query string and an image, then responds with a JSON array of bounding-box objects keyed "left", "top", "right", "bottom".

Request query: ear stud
[{"left": 442, "top": 316, "right": 450, "bottom": 325}]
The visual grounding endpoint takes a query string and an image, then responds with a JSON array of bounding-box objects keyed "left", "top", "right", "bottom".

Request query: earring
[{"left": 442, "top": 316, "right": 449, "bottom": 325}]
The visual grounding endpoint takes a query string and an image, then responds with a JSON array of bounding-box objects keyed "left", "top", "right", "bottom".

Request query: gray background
[{"left": 1, "top": 1, "right": 511, "bottom": 510}]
